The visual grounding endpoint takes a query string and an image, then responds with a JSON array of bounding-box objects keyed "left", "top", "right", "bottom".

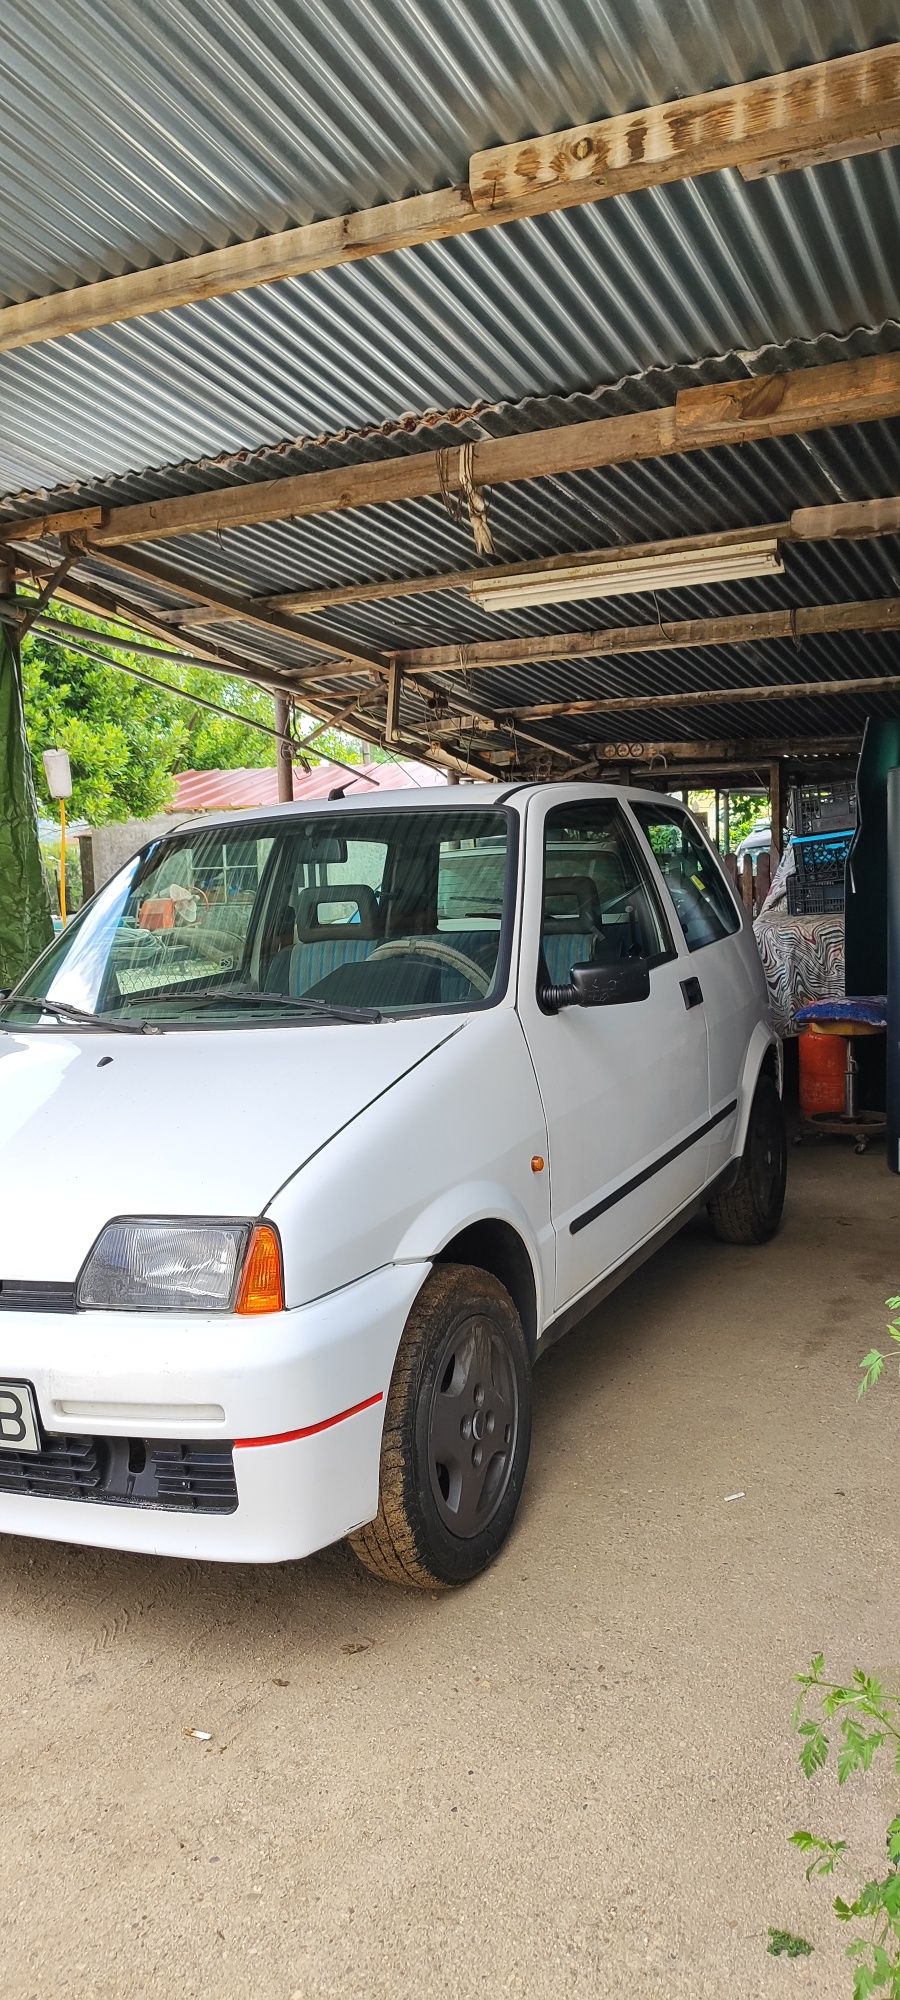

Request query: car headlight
[{"left": 77, "top": 1219, "right": 284, "bottom": 1313}]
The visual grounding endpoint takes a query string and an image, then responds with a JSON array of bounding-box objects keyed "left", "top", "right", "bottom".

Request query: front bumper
[{"left": 0, "top": 1261, "right": 429, "bottom": 1561}]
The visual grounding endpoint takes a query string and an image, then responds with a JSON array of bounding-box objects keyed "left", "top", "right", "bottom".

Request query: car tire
[
  {"left": 349, "top": 1263, "right": 532, "bottom": 1589},
  {"left": 708, "top": 1073, "right": 786, "bottom": 1245}
]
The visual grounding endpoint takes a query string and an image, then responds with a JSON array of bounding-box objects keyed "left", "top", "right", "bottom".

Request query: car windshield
[{"left": 2, "top": 807, "right": 515, "bottom": 1029}]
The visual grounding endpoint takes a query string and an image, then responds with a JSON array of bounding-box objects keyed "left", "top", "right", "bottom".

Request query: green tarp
[{"left": 0, "top": 623, "right": 53, "bottom": 988}]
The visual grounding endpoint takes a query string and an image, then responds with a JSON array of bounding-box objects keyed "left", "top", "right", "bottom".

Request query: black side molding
[
  {"left": 569, "top": 1099, "right": 738, "bottom": 1236},
  {"left": 541, "top": 1158, "right": 742, "bottom": 1355}
]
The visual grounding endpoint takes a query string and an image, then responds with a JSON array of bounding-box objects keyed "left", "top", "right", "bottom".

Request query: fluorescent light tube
[{"left": 468, "top": 539, "right": 784, "bottom": 612}]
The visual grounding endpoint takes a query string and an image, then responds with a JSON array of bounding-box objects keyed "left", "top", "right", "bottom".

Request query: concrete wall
[{"left": 78, "top": 816, "right": 179, "bottom": 900}]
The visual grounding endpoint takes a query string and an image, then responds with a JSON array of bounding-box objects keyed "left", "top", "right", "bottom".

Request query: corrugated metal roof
[
  {"left": 171, "top": 759, "right": 439, "bottom": 812},
  {"left": 3, "top": 157, "right": 900, "bottom": 495},
  {"left": 11, "top": 335, "right": 900, "bottom": 767},
  {"left": 0, "top": 1, "right": 898, "bottom": 493},
  {"left": 3, "top": 1, "right": 899, "bottom": 770},
  {"left": 2, "top": 0, "right": 895, "bottom": 296}
]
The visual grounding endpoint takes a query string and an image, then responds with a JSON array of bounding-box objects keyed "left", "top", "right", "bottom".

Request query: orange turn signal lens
[{"left": 236, "top": 1224, "right": 284, "bottom": 1315}]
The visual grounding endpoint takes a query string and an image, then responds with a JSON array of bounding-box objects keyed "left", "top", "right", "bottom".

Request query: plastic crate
[
  {"left": 790, "top": 781, "right": 857, "bottom": 837},
  {"left": 786, "top": 877, "right": 845, "bottom": 916},
  {"left": 792, "top": 829, "right": 852, "bottom": 887}
]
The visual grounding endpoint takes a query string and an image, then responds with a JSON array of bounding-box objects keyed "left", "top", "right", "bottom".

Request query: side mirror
[{"left": 542, "top": 957, "right": 651, "bottom": 1011}]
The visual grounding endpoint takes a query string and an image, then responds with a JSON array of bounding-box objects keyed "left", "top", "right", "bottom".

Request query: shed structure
[{"left": 1, "top": 2, "right": 900, "bottom": 809}]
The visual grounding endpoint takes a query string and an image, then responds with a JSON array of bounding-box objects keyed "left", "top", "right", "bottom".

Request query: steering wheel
[{"left": 365, "top": 936, "right": 492, "bottom": 996}]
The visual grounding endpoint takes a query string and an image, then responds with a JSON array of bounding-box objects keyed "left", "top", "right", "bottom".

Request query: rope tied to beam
[{"left": 436, "top": 443, "right": 495, "bottom": 557}]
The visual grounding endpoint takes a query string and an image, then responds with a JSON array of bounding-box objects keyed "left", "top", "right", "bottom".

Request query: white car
[{"left": 0, "top": 784, "right": 784, "bottom": 1588}]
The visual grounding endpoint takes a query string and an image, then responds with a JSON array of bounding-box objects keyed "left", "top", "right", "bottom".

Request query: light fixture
[{"left": 467, "top": 538, "right": 784, "bottom": 613}]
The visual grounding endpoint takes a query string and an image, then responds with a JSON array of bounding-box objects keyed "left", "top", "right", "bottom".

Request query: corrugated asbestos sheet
[{"left": 2, "top": 1, "right": 900, "bottom": 770}]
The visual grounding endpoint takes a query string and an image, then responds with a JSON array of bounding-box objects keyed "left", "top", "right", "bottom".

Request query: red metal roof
[{"left": 172, "top": 759, "right": 444, "bottom": 813}]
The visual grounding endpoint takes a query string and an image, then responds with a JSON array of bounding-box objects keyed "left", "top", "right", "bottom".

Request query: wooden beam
[
  {"left": 79, "top": 545, "right": 392, "bottom": 681},
  {"left": 154, "top": 495, "right": 900, "bottom": 630},
  {"left": 0, "top": 506, "right": 104, "bottom": 547},
  {"left": 791, "top": 496, "right": 900, "bottom": 541},
  {"left": 400, "top": 594, "right": 900, "bottom": 675},
  {"left": 510, "top": 672, "right": 900, "bottom": 721},
  {"left": 165, "top": 522, "right": 792, "bottom": 628},
  {"left": 583, "top": 737, "right": 858, "bottom": 763},
  {"left": 1, "top": 49, "right": 897, "bottom": 354},
  {"left": 469, "top": 45, "right": 900, "bottom": 217},
  {"left": 9, "top": 351, "right": 900, "bottom": 552},
  {"left": 0, "top": 189, "right": 480, "bottom": 355}
]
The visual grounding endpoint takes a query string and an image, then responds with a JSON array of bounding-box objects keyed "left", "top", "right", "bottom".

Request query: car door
[
  {"left": 628, "top": 798, "right": 756, "bottom": 1181},
  {"left": 517, "top": 790, "right": 711, "bottom": 1313}
]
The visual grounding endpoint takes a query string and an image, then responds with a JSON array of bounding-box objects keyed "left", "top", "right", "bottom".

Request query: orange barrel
[{"left": 799, "top": 1029, "right": 847, "bottom": 1116}]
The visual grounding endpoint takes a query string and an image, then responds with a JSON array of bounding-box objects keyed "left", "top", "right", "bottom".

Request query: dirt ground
[{"left": 0, "top": 1141, "right": 897, "bottom": 2000}]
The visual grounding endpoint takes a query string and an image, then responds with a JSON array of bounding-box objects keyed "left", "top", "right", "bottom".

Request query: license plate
[{"left": 0, "top": 1382, "right": 40, "bottom": 1453}]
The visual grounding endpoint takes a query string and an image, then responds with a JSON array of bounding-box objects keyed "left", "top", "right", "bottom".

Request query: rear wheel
[
  {"left": 349, "top": 1264, "right": 532, "bottom": 1589},
  {"left": 708, "top": 1073, "right": 786, "bottom": 1245}
]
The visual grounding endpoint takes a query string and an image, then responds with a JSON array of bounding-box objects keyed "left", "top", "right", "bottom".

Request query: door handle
[{"left": 680, "top": 975, "right": 704, "bottom": 1009}]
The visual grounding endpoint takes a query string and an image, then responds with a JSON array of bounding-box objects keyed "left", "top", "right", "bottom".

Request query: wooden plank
[
  {"left": 469, "top": 46, "right": 900, "bottom": 217},
  {"left": 791, "top": 496, "right": 900, "bottom": 541},
  {"left": 400, "top": 594, "right": 900, "bottom": 675},
  {"left": 7, "top": 352, "right": 900, "bottom": 550},
  {"left": 674, "top": 352, "right": 900, "bottom": 447},
  {"left": 3, "top": 51, "right": 897, "bottom": 356},
  {"left": 741, "top": 853, "right": 755, "bottom": 911},
  {"left": 510, "top": 671, "right": 900, "bottom": 720}
]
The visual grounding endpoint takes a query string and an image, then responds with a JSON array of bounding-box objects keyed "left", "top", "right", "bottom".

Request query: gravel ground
[{"left": 0, "top": 1142, "right": 897, "bottom": 2000}]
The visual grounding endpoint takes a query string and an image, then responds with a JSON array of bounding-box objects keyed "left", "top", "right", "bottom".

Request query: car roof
[{"left": 165, "top": 779, "right": 682, "bottom": 837}]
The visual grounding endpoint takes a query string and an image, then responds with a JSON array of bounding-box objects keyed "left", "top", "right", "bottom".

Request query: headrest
[
  {"left": 543, "top": 873, "right": 601, "bottom": 922},
  {"left": 295, "top": 882, "right": 381, "bottom": 940}
]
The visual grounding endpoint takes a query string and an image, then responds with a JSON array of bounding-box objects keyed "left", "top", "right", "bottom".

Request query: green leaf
[
  {"left": 859, "top": 1351, "right": 885, "bottom": 1395},
  {"left": 800, "top": 1723, "right": 829, "bottom": 1775},
  {"left": 885, "top": 1296, "right": 900, "bottom": 1309},
  {"left": 852, "top": 1961, "right": 877, "bottom": 2000},
  {"left": 810, "top": 1652, "right": 826, "bottom": 1678},
  {"left": 887, "top": 1821, "right": 900, "bottom": 1865},
  {"left": 767, "top": 1928, "right": 813, "bottom": 1958}
]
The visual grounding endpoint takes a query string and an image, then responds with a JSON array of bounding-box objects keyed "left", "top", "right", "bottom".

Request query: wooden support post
[
  {"left": 769, "top": 760, "right": 785, "bottom": 861},
  {"left": 274, "top": 693, "right": 294, "bottom": 802},
  {"left": 385, "top": 663, "right": 402, "bottom": 747},
  {"left": 756, "top": 851, "right": 772, "bottom": 909}
]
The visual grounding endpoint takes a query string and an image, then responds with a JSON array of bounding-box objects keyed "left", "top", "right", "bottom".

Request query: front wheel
[
  {"left": 349, "top": 1264, "right": 532, "bottom": 1589},
  {"left": 708, "top": 1073, "right": 786, "bottom": 1245}
]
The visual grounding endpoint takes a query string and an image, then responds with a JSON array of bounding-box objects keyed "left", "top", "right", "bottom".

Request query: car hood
[{"left": 0, "top": 1017, "right": 462, "bottom": 1282}]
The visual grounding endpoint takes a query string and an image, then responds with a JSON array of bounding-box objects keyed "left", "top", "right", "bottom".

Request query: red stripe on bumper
[{"left": 234, "top": 1390, "right": 384, "bottom": 1449}]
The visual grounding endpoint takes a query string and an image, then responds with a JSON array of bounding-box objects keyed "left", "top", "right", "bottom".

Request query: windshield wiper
[
  {"left": 128, "top": 986, "right": 383, "bottom": 1025},
  {"left": 2, "top": 995, "right": 147, "bottom": 1034}
]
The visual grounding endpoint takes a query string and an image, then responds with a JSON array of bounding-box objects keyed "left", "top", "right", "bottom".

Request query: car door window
[
  {"left": 631, "top": 802, "right": 741, "bottom": 952},
  {"left": 540, "top": 800, "right": 672, "bottom": 989}
]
